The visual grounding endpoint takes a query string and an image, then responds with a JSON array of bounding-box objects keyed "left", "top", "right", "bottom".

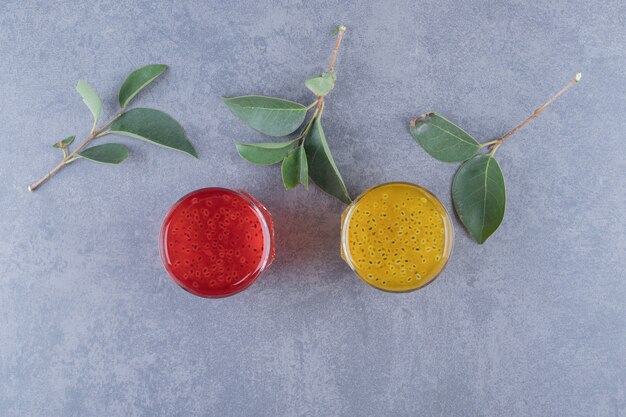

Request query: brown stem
[
  {"left": 318, "top": 26, "right": 348, "bottom": 107},
  {"left": 298, "top": 27, "right": 346, "bottom": 147},
  {"left": 328, "top": 25, "right": 346, "bottom": 73},
  {"left": 28, "top": 160, "right": 68, "bottom": 192},
  {"left": 28, "top": 109, "right": 124, "bottom": 192},
  {"left": 490, "top": 73, "right": 581, "bottom": 154}
]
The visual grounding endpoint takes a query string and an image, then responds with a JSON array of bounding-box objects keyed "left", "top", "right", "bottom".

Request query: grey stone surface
[{"left": 1, "top": 0, "right": 625, "bottom": 416}]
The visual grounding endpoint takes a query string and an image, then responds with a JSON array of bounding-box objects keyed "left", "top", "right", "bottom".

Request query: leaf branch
[
  {"left": 409, "top": 73, "right": 581, "bottom": 243},
  {"left": 298, "top": 25, "right": 347, "bottom": 144},
  {"left": 225, "top": 26, "right": 351, "bottom": 203},
  {"left": 28, "top": 110, "right": 124, "bottom": 192},
  {"left": 28, "top": 64, "right": 193, "bottom": 192},
  {"left": 302, "top": 25, "right": 345, "bottom": 141}
]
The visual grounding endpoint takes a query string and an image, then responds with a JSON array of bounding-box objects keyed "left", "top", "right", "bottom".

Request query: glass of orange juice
[{"left": 341, "top": 182, "right": 454, "bottom": 292}]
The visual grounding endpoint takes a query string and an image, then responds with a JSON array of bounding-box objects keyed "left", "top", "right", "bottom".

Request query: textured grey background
[{"left": 1, "top": 0, "right": 625, "bottom": 416}]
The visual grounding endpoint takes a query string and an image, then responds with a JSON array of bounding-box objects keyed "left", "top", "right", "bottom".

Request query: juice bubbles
[
  {"left": 160, "top": 188, "right": 275, "bottom": 298},
  {"left": 341, "top": 182, "right": 453, "bottom": 292}
]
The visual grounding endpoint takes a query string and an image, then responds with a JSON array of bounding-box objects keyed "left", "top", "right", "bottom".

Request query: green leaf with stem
[
  {"left": 281, "top": 146, "right": 308, "bottom": 190},
  {"left": 452, "top": 154, "right": 506, "bottom": 243},
  {"left": 28, "top": 65, "right": 197, "bottom": 192},
  {"left": 235, "top": 140, "right": 297, "bottom": 165},
  {"left": 411, "top": 73, "right": 581, "bottom": 244},
  {"left": 76, "top": 143, "right": 129, "bottom": 164},
  {"left": 222, "top": 96, "right": 307, "bottom": 137},
  {"left": 118, "top": 64, "right": 168, "bottom": 108},
  {"left": 53, "top": 136, "right": 75, "bottom": 149},
  {"left": 107, "top": 108, "right": 197, "bottom": 157},
  {"left": 225, "top": 26, "right": 350, "bottom": 203},
  {"left": 304, "top": 118, "right": 351, "bottom": 204},
  {"left": 76, "top": 80, "right": 103, "bottom": 131},
  {"left": 410, "top": 113, "right": 481, "bottom": 162}
]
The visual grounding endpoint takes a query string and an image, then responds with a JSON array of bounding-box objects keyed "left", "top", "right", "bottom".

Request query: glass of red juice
[{"left": 159, "top": 188, "right": 275, "bottom": 298}]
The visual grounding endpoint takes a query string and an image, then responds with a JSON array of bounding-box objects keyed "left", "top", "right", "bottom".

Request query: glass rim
[{"left": 340, "top": 181, "right": 455, "bottom": 293}]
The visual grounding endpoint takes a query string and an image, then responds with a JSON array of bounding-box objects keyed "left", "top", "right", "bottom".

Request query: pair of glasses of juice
[{"left": 160, "top": 183, "right": 454, "bottom": 298}]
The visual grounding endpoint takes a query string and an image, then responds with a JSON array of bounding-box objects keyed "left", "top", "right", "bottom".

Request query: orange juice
[{"left": 341, "top": 182, "right": 453, "bottom": 292}]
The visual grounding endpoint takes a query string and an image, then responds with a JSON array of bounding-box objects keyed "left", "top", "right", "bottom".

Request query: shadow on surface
[{"left": 269, "top": 196, "right": 349, "bottom": 282}]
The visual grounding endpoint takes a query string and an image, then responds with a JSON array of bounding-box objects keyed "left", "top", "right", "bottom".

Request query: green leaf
[
  {"left": 108, "top": 108, "right": 197, "bottom": 157},
  {"left": 118, "top": 64, "right": 168, "bottom": 108},
  {"left": 410, "top": 113, "right": 481, "bottom": 162},
  {"left": 222, "top": 96, "right": 307, "bottom": 137},
  {"left": 298, "top": 145, "right": 308, "bottom": 189},
  {"left": 76, "top": 80, "right": 103, "bottom": 125},
  {"left": 77, "top": 143, "right": 129, "bottom": 164},
  {"left": 452, "top": 154, "right": 506, "bottom": 243},
  {"left": 235, "top": 140, "right": 297, "bottom": 165},
  {"left": 305, "top": 72, "right": 336, "bottom": 96},
  {"left": 53, "top": 136, "right": 75, "bottom": 148},
  {"left": 304, "top": 118, "right": 351, "bottom": 204},
  {"left": 281, "top": 146, "right": 308, "bottom": 190},
  {"left": 281, "top": 148, "right": 299, "bottom": 190}
]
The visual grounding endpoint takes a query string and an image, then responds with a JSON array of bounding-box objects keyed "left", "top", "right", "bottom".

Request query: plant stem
[
  {"left": 481, "top": 140, "right": 499, "bottom": 148},
  {"left": 490, "top": 73, "right": 581, "bottom": 155},
  {"left": 328, "top": 25, "right": 346, "bottom": 73},
  {"left": 28, "top": 109, "right": 124, "bottom": 192},
  {"left": 314, "top": 26, "right": 347, "bottom": 111},
  {"left": 298, "top": 26, "right": 345, "bottom": 146},
  {"left": 306, "top": 99, "right": 319, "bottom": 110}
]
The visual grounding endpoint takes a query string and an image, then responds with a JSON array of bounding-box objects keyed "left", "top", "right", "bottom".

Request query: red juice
[{"left": 159, "top": 188, "right": 275, "bottom": 298}]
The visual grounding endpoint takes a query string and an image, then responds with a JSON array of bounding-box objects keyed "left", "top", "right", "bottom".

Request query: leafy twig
[
  {"left": 410, "top": 73, "right": 581, "bottom": 243},
  {"left": 29, "top": 110, "right": 123, "bottom": 192},
  {"left": 223, "top": 25, "right": 352, "bottom": 203},
  {"left": 29, "top": 64, "right": 197, "bottom": 192}
]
